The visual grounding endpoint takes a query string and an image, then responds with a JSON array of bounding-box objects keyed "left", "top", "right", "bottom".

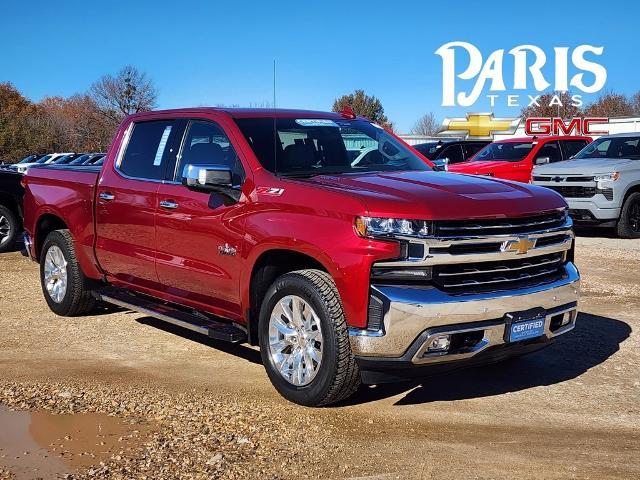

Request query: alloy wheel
[
  {"left": 268, "top": 295, "right": 323, "bottom": 386},
  {"left": 629, "top": 198, "right": 640, "bottom": 233},
  {"left": 44, "top": 245, "right": 68, "bottom": 303},
  {"left": 0, "top": 215, "right": 10, "bottom": 246}
]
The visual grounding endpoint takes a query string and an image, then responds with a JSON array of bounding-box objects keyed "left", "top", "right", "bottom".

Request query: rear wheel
[
  {"left": 259, "top": 269, "right": 361, "bottom": 406},
  {"left": 0, "top": 205, "right": 19, "bottom": 253},
  {"left": 616, "top": 192, "right": 640, "bottom": 239},
  {"left": 40, "top": 229, "right": 95, "bottom": 316}
]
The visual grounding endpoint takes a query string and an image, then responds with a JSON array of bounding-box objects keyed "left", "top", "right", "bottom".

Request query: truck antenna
[{"left": 273, "top": 59, "right": 277, "bottom": 175}]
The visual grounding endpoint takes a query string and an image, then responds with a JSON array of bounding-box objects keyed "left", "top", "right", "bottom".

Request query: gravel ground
[{"left": 0, "top": 235, "right": 639, "bottom": 479}]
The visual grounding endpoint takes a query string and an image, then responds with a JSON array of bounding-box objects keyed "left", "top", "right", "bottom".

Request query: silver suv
[{"left": 532, "top": 132, "right": 640, "bottom": 238}]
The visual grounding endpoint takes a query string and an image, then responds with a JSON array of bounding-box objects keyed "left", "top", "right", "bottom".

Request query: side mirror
[
  {"left": 534, "top": 156, "right": 550, "bottom": 165},
  {"left": 181, "top": 164, "right": 240, "bottom": 202},
  {"left": 441, "top": 157, "right": 450, "bottom": 165}
]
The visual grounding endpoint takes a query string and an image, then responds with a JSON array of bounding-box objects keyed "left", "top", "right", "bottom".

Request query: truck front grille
[
  {"left": 432, "top": 252, "right": 566, "bottom": 293},
  {"left": 435, "top": 210, "right": 567, "bottom": 237},
  {"left": 546, "top": 186, "right": 596, "bottom": 198}
]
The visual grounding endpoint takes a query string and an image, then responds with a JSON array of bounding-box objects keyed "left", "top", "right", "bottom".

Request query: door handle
[
  {"left": 159, "top": 200, "right": 179, "bottom": 209},
  {"left": 99, "top": 192, "right": 115, "bottom": 201}
]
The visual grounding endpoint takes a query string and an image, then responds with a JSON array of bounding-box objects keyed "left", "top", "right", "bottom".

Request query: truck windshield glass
[
  {"left": 235, "top": 118, "right": 432, "bottom": 176},
  {"left": 574, "top": 136, "right": 640, "bottom": 159},
  {"left": 472, "top": 142, "right": 534, "bottom": 162}
]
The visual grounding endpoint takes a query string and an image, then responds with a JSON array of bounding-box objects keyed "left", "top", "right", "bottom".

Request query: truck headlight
[
  {"left": 355, "top": 216, "right": 433, "bottom": 239},
  {"left": 594, "top": 172, "right": 619, "bottom": 182}
]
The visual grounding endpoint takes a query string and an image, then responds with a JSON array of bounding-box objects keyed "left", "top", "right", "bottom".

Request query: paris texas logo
[{"left": 435, "top": 42, "right": 609, "bottom": 139}]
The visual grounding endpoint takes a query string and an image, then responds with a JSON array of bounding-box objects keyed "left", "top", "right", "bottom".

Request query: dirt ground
[{"left": 0, "top": 234, "right": 638, "bottom": 479}]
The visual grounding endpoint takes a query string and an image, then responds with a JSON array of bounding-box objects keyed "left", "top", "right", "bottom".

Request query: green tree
[{"left": 332, "top": 89, "right": 393, "bottom": 130}]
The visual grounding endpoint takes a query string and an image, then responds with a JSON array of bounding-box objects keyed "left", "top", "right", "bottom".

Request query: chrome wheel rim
[
  {"left": 44, "top": 245, "right": 68, "bottom": 303},
  {"left": 0, "top": 215, "right": 10, "bottom": 245},
  {"left": 268, "top": 295, "right": 323, "bottom": 386}
]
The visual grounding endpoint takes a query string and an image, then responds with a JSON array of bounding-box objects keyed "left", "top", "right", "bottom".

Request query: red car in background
[{"left": 448, "top": 136, "right": 592, "bottom": 183}]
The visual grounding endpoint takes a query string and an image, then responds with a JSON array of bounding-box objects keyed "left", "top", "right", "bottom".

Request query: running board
[{"left": 94, "top": 287, "right": 247, "bottom": 343}]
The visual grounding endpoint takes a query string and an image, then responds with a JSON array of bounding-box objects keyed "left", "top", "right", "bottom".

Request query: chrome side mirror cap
[
  {"left": 534, "top": 156, "right": 550, "bottom": 165},
  {"left": 182, "top": 164, "right": 232, "bottom": 190}
]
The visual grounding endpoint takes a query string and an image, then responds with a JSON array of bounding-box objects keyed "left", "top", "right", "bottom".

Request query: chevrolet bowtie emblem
[
  {"left": 441, "top": 113, "right": 521, "bottom": 140},
  {"left": 502, "top": 236, "right": 536, "bottom": 255}
]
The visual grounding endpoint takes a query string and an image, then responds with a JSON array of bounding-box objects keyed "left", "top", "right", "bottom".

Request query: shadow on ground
[
  {"left": 135, "top": 316, "right": 262, "bottom": 364},
  {"left": 345, "top": 312, "right": 630, "bottom": 406}
]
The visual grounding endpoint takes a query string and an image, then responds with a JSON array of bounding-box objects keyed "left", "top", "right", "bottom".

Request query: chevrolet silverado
[{"left": 22, "top": 108, "right": 580, "bottom": 406}]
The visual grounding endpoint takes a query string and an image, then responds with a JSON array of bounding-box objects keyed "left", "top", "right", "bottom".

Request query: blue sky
[{"left": 2, "top": 0, "right": 638, "bottom": 132}]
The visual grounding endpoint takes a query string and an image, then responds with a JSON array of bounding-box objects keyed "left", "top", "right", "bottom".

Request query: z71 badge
[{"left": 218, "top": 243, "right": 237, "bottom": 256}]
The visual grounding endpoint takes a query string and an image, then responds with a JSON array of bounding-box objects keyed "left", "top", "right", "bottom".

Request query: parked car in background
[
  {"left": 10, "top": 153, "right": 74, "bottom": 174},
  {"left": 23, "top": 107, "right": 579, "bottom": 406},
  {"left": 533, "top": 132, "right": 640, "bottom": 238},
  {"left": 69, "top": 153, "right": 105, "bottom": 166},
  {"left": 52, "top": 153, "right": 84, "bottom": 165},
  {"left": 0, "top": 168, "right": 24, "bottom": 252},
  {"left": 413, "top": 139, "right": 490, "bottom": 170},
  {"left": 448, "top": 136, "right": 591, "bottom": 183}
]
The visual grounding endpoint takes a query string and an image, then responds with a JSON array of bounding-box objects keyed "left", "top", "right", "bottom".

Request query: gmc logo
[{"left": 525, "top": 117, "right": 608, "bottom": 136}]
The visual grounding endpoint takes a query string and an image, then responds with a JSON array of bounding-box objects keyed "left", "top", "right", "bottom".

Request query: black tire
[
  {"left": 40, "top": 229, "right": 96, "bottom": 316},
  {"left": 616, "top": 192, "right": 640, "bottom": 239},
  {"left": 0, "top": 204, "right": 19, "bottom": 253},
  {"left": 258, "top": 269, "right": 361, "bottom": 406}
]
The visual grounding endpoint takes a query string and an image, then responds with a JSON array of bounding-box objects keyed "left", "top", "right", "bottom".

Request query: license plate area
[{"left": 504, "top": 308, "right": 546, "bottom": 343}]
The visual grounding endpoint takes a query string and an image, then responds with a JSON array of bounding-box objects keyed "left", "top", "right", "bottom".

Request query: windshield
[
  {"left": 70, "top": 154, "right": 90, "bottom": 165},
  {"left": 574, "top": 136, "right": 640, "bottom": 159},
  {"left": 472, "top": 141, "right": 534, "bottom": 162},
  {"left": 35, "top": 155, "right": 52, "bottom": 164},
  {"left": 235, "top": 118, "right": 432, "bottom": 176},
  {"left": 18, "top": 155, "right": 38, "bottom": 164}
]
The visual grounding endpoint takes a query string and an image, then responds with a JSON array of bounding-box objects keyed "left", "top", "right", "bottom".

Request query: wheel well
[
  {"left": 622, "top": 185, "right": 640, "bottom": 206},
  {"left": 248, "top": 249, "right": 327, "bottom": 345},
  {"left": 35, "top": 214, "right": 68, "bottom": 260}
]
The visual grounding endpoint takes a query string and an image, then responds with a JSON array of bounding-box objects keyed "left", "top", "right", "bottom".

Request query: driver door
[{"left": 154, "top": 118, "right": 249, "bottom": 320}]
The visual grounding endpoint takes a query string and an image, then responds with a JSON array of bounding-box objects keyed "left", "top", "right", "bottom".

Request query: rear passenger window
[
  {"left": 536, "top": 141, "right": 562, "bottom": 162},
  {"left": 176, "top": 120, "right": 245, "bottom": 186},
  {"left": 119, "top": 120, "right": 176, "bottom": 180},
  {"left": 562, "top": 140, "right": 588, "bottom": 159}
]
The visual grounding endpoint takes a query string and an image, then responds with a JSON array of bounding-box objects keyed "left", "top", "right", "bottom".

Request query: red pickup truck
[
  {"left": 22, "top": 108, "right": 580, "bottom": 406},
  {"left": 448, "top": 136, "right": 591, "bottom": 182}
]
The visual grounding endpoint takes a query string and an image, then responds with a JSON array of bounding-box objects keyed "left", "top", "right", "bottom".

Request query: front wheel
[
  {"left": 616, "top": 192, "right": 640, "bottom": 239},
  {"left": 259, "top": 270, "right": 361, "bottom": 406},
  {"left": 40, "top": 229, "right": 95, "bottom": 316}
]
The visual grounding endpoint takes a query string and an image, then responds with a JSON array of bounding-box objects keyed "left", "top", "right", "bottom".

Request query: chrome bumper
[{"left": 350, "top": 263, "right": 580, "bottom": 363}]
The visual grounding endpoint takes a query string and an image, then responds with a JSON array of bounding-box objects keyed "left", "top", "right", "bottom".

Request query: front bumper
[
  {"left": 349, "top": 263, "right": 579, "bottom": 373},
  {"left": 566, "top": 199, "right": 620, "bottom": 223}
]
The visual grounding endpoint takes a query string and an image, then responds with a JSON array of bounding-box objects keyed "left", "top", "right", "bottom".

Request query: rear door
[
  {"left": 154, "top": 117, "right": 249, "bottom": 320},
  {"left": 95, "top": 118, "right": 181, "bottom": 290}
]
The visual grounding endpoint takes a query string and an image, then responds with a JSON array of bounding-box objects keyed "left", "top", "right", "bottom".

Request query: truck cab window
[
  {"left": 177, "top": 120, "right": 245, "bottom": 185},
  {"left": 119, "top": 120, "right": 177, "bottom": 180},
  {"left": 537, "top": 141, "right": 562, "bottom": 162}
]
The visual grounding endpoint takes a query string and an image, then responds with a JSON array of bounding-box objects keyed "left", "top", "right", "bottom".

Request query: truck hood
[
  {"left": 293, "top": 170, "right": 566, "bottom": 220},
  {"left": 448, "top": 160, "right": 515, "bottom": 174},
  {"left": 534, "top": 158, "right": 637, "bottom": 173}
]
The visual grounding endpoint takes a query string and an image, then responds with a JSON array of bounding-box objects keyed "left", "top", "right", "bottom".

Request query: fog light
[{"left": 428, "top": 334, "right": 451, "bottom": 352}]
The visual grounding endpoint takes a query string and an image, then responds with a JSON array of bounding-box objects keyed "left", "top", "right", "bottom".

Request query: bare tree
[
  {"left": 90, "top": 65, "right": 157, "bottom": 125},
  {"left": 410, "top": 113, "right": 442, "bottom": 136},
  {"left": 520, "top": 91, "right": 582, "bottom": 119},
  {"left": 632, "top": 91, "right": 640, "bottom": 116}
]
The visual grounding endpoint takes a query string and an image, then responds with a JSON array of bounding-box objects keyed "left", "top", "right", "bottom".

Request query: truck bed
[{"left": 23, "top": 164, "right": 101, "bottom": 276}]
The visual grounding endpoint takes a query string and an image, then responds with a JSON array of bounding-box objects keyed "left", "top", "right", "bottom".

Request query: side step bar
[{"left": 94, "top": 287, "right": 247, "bottom": 343}]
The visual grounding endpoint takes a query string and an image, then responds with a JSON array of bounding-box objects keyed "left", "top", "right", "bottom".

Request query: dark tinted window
[
  {"left": 176, "top": 120, "right": 245, "bottom": 185},
  {"left": 573, "top": 137, "right": 640, "bottom": 159},
  {"left": 473, "top": 142, "right": 534, "bottom": 162},
  {"left": 439, "top": 144, "right": 464, "bottom": 164},
  {"left": 119, "top": 120, "right": 176, "bottom": 180},
  {"left": 562, "top": 140, "right": 588, "bottom": 159},
  {"left": 463, "top": 142, "right": 488, "bottom": 160},
  {"left": 536, "top": 141, "right": 562, "bottom": 162}
]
